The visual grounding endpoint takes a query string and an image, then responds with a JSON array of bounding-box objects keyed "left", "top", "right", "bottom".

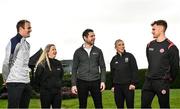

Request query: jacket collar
[
  {"left": 81, "top": 44, "right": 95, "bottom": 50},
  {"left": 116, "top": 50, "right": 126, "bottom": 57},
  {"left": 16, "top": 33, "right": 23, "bottom": 41}
]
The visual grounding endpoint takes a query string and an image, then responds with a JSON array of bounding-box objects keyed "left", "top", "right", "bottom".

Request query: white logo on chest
[
  {"left": 149, "top": 48, "right": 154, "bottom": 51},
  {"left": 125, "top": 57, "right": 129, "bottom": 63}
]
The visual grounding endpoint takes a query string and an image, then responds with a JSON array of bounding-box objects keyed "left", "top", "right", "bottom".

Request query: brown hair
[
  {"left": 151, "top": 20, "right": 167, "bottom": 32},
  {"left": 16, "top": 20, "right": 30, "bottom": 32},
  {"left": 114, "top": 39, "right": 124, "bottom": 47}
]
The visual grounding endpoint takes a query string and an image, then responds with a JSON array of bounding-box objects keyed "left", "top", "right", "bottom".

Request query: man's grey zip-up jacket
[
  {"left": 71, "top": 45, "right": 106, "bottom": 86},
  {"left": 2, "top": 33, "right": 31, "bottom": 83}
]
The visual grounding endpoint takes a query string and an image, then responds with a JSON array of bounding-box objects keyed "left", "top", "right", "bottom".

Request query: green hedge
[
  {"left": 171, "top": 69, "right": 180, "bottom": 88},
  {"left": 59, "top": 69, "right": 180, "bottom": 89},
  {"left": 105, "top": 69, "right": 180, "bottom": 89},
  {"left": 62, "top": 73, "right": 72, "bottom": 87},
  {"left": 105, "top": 69, "right": 147, "bottom": 89},
  {"left": 0, "top": 69, "right": 180, "bottom": 89}
]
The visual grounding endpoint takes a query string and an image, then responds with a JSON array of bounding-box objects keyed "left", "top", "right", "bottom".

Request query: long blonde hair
[{"left": 35, "top": 44, "right": 55, "bottom": 71}]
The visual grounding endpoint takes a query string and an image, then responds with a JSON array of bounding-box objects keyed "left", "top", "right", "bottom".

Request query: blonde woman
[
  {"left": 34, "top": 44, "right": 64, "bottom": 109},
  {"left": 110, "top": 39, "right": 138, "bottom": 108}
]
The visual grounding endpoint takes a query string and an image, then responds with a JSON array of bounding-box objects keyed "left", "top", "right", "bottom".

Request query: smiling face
[
  {"left": 84, "top": 32, "right": 95, "bottom": 45},
  {"left": 115, "top": 40, "right": 125, "bottom": 53},
  {"left": 48, "top": 45, "right": 57, "bottom": 59},
  {"left": 19, "top": 22, "right": 32, "bottom": 38}
]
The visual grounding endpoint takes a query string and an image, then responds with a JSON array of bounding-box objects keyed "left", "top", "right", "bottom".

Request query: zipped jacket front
[
  {"left": 71, "top": 45, "right": 106, "bottom": 86},
  {"left": 110, "top": 52, "right": 138, "bottom": 85}
]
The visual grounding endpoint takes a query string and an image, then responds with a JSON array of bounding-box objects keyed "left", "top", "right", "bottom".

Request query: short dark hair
[
  {"left": 16, "top": 20, "right": 30, "bottom": 32},
  {"left": 82, "top": 29, "right": 94, "bottom": 40},
  {"left": 151, "top": 20, "right": 167, "bottom": 32}
]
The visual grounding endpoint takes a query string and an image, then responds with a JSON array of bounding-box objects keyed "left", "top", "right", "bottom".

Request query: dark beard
[{"left": 86, "top": 40, "right": 94, "bottom": 45}]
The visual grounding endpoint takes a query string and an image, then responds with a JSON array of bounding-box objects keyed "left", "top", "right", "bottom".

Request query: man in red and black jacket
[{"left": 141, "top": 20, "right": 179, "bottom": 108}]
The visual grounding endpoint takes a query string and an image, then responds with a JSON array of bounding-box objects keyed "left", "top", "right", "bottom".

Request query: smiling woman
[
  {"left": 34, "top": 44, "right": 64, "bottom": 108},
  {"left": 110, "top": 39, "right": 139, "bottom": 108}
]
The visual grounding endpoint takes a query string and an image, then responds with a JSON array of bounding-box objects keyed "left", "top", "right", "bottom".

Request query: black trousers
[
  {"left": 114, "top": 83, "right": 134, "bottom": 109},
  {"left": 40, "top": 89, "right": 62, "bottom": 109},
  {"left": 141, "top": 78, "right": 170, "bottom": 108},
  {"left": 7, "top": 83, "right": 32, "bottom": 109},
  {"left": 77, "top": 79, "right": 103, "bottom": 109}
]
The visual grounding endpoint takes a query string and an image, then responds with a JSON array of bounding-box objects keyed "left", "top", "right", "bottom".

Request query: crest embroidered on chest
[
  {"left": 159, "top": 48, "right": 165, "bottom": 53},
  {"left": 125, "top": 57, "right": 129, "bottom": 63}
]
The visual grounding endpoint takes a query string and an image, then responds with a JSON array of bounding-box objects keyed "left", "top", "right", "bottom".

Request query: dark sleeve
[
  {"left": 34, "top": 64, "right": 44, "bottom": 91},
  {"left": 146, "top": 44, "right": 149, "bottom": 64},
  {"left": 110, "top": 57, "right": 115, "bottom": 88},
  {"left": 129, "top": 54, "right": 139, "bottom": 85},
  {"left": 60, "top": 63, "right": 64, "bottom": 80},
  {"left": 71, "top": 50, "right": 79, "bottom": 86},
  {"left": 168, "top": 45, "right": 179, "bottom": 81},
  {"left": 99, "top": 49, "right": 106, "bottom": 83}
]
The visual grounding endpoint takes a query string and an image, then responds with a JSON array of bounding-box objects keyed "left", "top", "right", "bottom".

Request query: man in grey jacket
[
  {"left": 71, "top": 29, "right": 106, "bottom": 108},
  {"left": 2, "top": 20, "right": 32, "bottom": 108}
]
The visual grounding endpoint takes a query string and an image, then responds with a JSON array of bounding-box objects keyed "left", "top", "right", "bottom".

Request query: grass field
[{"left": 0, "top": 89, "right": 180, "bottom": 108}]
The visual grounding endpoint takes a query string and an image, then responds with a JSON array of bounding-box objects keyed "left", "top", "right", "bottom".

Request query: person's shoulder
[
  {"left": 93, "top": 45, "right": 99, "bottom": 49},
  {"left": 125, "top": 52, "right": 132, "bottom": 55},
  {"left": 56, "top": 60, "right": 65, "bottom": 70},
  {"left": 10, "top": 35, "right": 19, "bottom": 43},
  {"left": 10, "top": 35, "right": 16, "bottom": 41},
  {"left": 147, "top": 40, "right": 156, "bottom": 47},
  {"left": 112, "top": 54, "right": 118, "bottom": 60},
  {"left": 74, "top": 46, "right": 83, "bottom": 54},
  {"left": 75, "top": 45, "right": 83, "bottom": 50},
  {"left": 10, "top": 34, "right": 22, "bottom": 42},
  {"left": 166, "top": 39, "right": 179, "bottom": 50},
  {"left": 9, "top": 34, "right": 22, "bottom": 54},
  {"left": 93, "top": 45, "right": 102, "bottom": 51},
  {"left": 148, "top": 40, "right": 156, "bottom": 44},
  {"left": 10, "top": 35, "right": 23, "bottom": 47},
  {"left": 110, "top": 55, "right": 118, "bottom": 63},
  {"left": 54, "top": 59, "right": 61, "bottom": 63},
  {"left": 125, "top": 52, "right": 135, "bottom": 57},
  {"left": 53, "top": 59, "right": 63, "bottom": 65},
  {"left": 166, "top": 38, "right": 176, "bottom": 46}
]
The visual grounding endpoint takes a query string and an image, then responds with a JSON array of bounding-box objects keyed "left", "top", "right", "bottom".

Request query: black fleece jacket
[
  {"left": 146, "top": 39, "right": 179, "bottom": 81},
  {"left": 34, "top": 58, "right": 64, "bottom": 92},
  {"left": 110, "top": 51, "right": 139, "bottom": 86}
]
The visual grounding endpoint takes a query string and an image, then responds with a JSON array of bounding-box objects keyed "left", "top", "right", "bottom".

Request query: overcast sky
[{"left": 0, "top": 0, "right": 180, "bottom": 71}]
